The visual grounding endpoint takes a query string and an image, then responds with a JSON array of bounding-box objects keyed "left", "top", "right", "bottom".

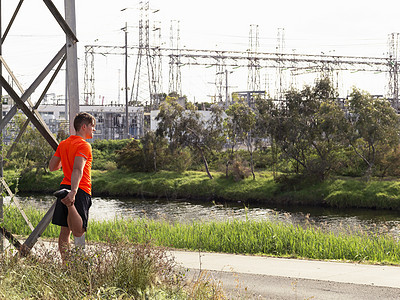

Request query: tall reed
[{"left": 4, "top": 205, "right": 400, "bottom": 264}]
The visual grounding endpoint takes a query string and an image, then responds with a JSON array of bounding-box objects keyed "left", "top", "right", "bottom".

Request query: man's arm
[
  {"left": 61, "top": 156, "right": 86, "bottom": 207},
  {"left": 48, "top": 156, "right": 62, "bottom": 172}
]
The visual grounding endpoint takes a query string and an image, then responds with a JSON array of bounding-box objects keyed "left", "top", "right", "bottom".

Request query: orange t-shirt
[{"left": 54, "top": 135, "right": 93, "bottom": 195}]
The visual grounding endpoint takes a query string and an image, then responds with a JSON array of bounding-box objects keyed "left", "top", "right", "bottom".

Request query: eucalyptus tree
[
  {"left": 346, "top": 88, "right": 400, "bottom": 178},
  {"left": 140, "top": 131, "right": 169, "bottom": 172},
  {"left": 155, "top": 95, "right": 185, "bottom": 153},
  {"left": 177, "top": 103, "right": 225, "bottom": 179},
  {"left": 156, "top": 97, "right": 225, "bottom": 179},
  {"left": 254, "top": 97, "right": 278, "bottom": 176},
  {"left": 225, "top": 99, "right": 257, "bottom": 180},
  {"left": 267, "top": 78, "right": 347, "bottom": 180}
]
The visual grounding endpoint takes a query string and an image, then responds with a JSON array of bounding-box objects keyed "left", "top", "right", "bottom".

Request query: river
[{"left": 5, "top": 194, "right": 400, "bottom": 238}]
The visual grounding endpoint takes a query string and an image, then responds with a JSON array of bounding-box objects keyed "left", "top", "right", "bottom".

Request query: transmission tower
[
  {"left": 131, "top": 0, "right": 157, "bottom": 107},
  {"left": 215, "top": 53, "right": 227, "bottom": 103},
  {"left": 168, "top": 20, "right": 182, "bottom": 96},
  {"left": 247, "top": 24, "right": 261, "bottom": 91},
  {"left": 276, "top": 27, "right": 286, "bottom": 100},
  {"left": 84, "top": 45, "right": 95, "bottom": 105},
  {"left": 387, "top": 32, "right": 399, "bottom": 110},
  {"left": 152, "top": 21, "right": 163, "bottom": 107}
]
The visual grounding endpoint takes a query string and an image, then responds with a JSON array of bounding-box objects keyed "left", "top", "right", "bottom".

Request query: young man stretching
[{"left": 48, "top": 112, "right": 96, "bottom": 261}]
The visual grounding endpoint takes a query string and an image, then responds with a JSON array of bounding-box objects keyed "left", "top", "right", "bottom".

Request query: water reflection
[{"left": 6, "top": 194, "right": 400, "bottom": 238}]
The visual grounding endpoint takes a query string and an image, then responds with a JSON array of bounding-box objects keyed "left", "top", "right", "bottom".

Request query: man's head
[{"left": 74, "top": 112, "right": 96, "bottom": 138}]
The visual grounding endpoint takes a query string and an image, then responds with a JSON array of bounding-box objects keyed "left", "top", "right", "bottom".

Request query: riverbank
[
  {"left": 3, "top": 204, "right": 400, "bottom": 265},
  {"left": 8, "top": 169, "right": 400, "bottom": 210}
]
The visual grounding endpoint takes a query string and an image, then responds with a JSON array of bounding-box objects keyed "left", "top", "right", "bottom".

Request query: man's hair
[{"left": 74, "top": 112, "right": 96, "bottom": 132}]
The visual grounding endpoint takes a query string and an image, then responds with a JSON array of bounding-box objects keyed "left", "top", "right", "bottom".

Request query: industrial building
[{"left": 1, "top": 103, "right": 144, "bottom": 143}]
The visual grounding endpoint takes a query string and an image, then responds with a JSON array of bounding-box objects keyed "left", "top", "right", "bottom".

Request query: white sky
[{"left": 2, "top": 0, "right": 400, "bottom": 104}]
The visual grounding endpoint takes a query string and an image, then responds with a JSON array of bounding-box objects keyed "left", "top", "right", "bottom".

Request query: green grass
[
  {"left": 87, "top": 218, "right": 400, "bottom": 264},
  {"left": 4, "top": 205, "right": 400, "bottom": 265}
]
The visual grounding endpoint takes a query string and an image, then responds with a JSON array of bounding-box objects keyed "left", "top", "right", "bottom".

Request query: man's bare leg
[
  {"left": 59, "top": 226, "right": 71, "bottom": 263},
  {"left": 66, "top": 205, "right": 84, "bottom": 238},
  {"left": 66, "top": 204, "right": 86, "bottom": 250}
]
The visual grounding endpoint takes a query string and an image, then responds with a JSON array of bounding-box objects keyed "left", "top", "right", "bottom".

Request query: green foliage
[
  {"left": 225, "top": 99, "right": 257, "bottom": 179},
  {"left": 375, "top": 145, "right": 400, "bottom": 177},
  {"left": 227, "top": 155, "right": 251, "bottom": 182},
  {"left": 4, "top": 114, "right": 55, "bottom": 174},
  {"left": 115, "top": 136, "right": 191, "bottom": 173},
  {"left": 266, "top": 78, "right": 348, "bottom": 181},
  {"left": 140, "top": 131, "right": 172, "bottom": 172},
  {"left": 115, "top": 139, "right": 145, "bottom": 171},
  {"left": 92, "top": 139, "right": 130, "bottom": 170},
  {"left": 11, "top": 169, "right": 64, "bottom": 193},
  {"left": 156, "top": 98, "right": 224, "bottom": 179},
  {"left": 346, "top": 88, "right": 400, "bottom": 178}
]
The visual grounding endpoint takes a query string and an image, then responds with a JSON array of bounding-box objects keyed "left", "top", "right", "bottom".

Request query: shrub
[
  {"left": 230, "top": 158, "right": 251, "bottom": 181},
  {"left": 92, "top": 139, "right": 130, "bottom": 170},
  {"left": 0, "top": 241, "right": 226, "bottom": 299}
]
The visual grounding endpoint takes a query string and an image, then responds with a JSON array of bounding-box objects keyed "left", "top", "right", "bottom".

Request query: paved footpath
[{"left": 170, "top": 250, "right": 400, "bottom": 299}]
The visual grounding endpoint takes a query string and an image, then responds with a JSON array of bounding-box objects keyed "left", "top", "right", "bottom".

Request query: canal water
[{"left": 6, "top": 194, "right": 400, "bottom": 238}]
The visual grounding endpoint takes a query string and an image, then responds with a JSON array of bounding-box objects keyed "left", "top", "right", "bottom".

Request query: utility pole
[
  {"left": 124, "top": 22, "right": 129, "bottom": 138},
  {"left": 65, "top": 0, "right": 79, "bottom": 134},
  {"left": 225, "top": 69, "right": 229, "bottom": 105}
]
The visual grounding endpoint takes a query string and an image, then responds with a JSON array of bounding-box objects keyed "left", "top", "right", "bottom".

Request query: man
[{"left": 48, "top": 112, "right": 96, "bottom": 261}]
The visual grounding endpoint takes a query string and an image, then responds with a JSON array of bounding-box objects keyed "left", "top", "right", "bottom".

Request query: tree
[
  {"left": 254, "top": 97, "right": 276, "bottom": 175},
  {"left": 346, "top": 88, "right": 400, "bottom": 178},
  {"left": 155, "top": 95, "right": 185, "bottom": 153},
  {"left": 140, "top": 131, "right": 169, "bottom": 172},
  {"left": 267, "top": 78, "right": 347, "bottom": 180},
  {"left": 178, "top": 103, "right": 225, "bottom": 179},
  {"left": 225, "top": 99, "right": 257, "bottom": 180},
  {"left": 5, "top": 114, "right": 55, "bottom": 173},
  {"left": 156, "top": 98, "right": 225, "bottom": 179}
]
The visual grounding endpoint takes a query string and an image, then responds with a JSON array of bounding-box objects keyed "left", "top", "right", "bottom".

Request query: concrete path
[
  {"left": 170, "top": 250, "right": 400, "bottom": 288},
  {"left": 170, "top": 250, "right": 400, "bottom": 299}
]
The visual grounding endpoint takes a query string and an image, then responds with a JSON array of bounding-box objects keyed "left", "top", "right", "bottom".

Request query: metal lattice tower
[
  {"left": 0, "top": 0, "right": 81, "bottom": 254},
  {"left": 152, "top": 21, "right": 163, "bottom": 107},
  {"left": 387, "top": 32, "right": 399, "bottom": 109},
  {"left": 215, "top": 53, "right": 226, "bottom": 103},
  {"left": 84, "top": 45, "right": 95, "bottom": 105},
  {"left": 168, "top": 20, "right": 182, "bottom": 96},
  {"left": 83, "top": 43, "right": 399, "bottom": 109},
  {"left": 247, "top": 24, "right": 261, "bottom": 91},
  {"left": 276, "top": 27, "right": 285, "bottom": 100},
  {"left": 131, "top": 0, "right": 157, "bottom": 107}
]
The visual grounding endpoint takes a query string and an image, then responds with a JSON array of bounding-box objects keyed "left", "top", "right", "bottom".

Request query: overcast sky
[{"left": 2, "top": 0, "right": 400, "bottom": 104}]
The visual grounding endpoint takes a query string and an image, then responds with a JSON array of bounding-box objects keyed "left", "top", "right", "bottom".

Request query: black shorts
[{"left": 52, "top": 184, "right": 92, "bottom": 230}]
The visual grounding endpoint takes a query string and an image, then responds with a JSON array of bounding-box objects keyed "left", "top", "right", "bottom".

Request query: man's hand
[
  {"left": 61, "top": 190, "right": 77, "bottom": 207},
  {"left": 62, "top": 156, "right": 86, "bottom": 207}
]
